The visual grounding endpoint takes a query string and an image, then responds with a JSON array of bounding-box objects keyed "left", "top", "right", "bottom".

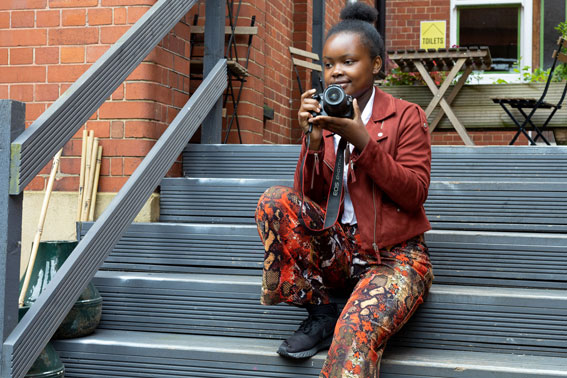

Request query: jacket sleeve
[
  {"left": 293, "top": 134, "right": 328, "bottom": 206},
  {"left": 352, "top": 105, "right": 431, "bottom": 212}
]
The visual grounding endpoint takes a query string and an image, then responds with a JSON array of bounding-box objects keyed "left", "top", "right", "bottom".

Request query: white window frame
[{"left": 450, "top": 0, "right": 532, "bottom": 83}]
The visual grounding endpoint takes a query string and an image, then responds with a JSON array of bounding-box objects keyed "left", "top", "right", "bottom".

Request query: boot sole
[{"left": 276, "top": 334, "right": 333, "bottom": 359}]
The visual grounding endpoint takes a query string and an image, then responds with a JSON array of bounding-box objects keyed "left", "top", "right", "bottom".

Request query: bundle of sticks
[{"left": 77, "top": 130, "right": 103, "bottom": 222}]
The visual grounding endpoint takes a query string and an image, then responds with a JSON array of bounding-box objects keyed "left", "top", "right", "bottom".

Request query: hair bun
[{"left": 340, "top": 3, "right": 378, "bottom": 24}]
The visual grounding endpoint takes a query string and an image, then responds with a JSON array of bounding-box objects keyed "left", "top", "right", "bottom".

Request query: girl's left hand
[{"left": 310, "top": 98, "right": 370, "bottom": 151}]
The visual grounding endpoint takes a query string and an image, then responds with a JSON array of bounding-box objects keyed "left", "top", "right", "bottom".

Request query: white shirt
[{"left": 333, "top": 87, "right": 375, "bottom": 225}]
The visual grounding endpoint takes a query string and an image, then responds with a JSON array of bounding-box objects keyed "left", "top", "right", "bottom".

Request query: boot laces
[{"left": 297, "top": 314, "right": 330, "bottom": 334}]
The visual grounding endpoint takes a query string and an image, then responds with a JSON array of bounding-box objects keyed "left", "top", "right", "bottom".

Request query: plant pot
[
  {"left": 20, "top": 240, "right": 103, "bottom": 339},
  {"left": 19, "top": 306, "right": 65, "bottom": 378}
]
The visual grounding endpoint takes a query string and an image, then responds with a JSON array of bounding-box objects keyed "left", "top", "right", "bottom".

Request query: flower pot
[
  {"left": 18, "top": 306, "right": 65, "bottom": 378},
  {"left": 20, "top": 240, "right": 103, "bottom": 339}
]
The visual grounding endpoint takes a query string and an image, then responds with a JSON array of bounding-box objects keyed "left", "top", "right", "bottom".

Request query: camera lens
[
  {"left": 324, "top": 86, "right": 344, "bottom": 105},
  {"left": 321, "top": 84, "right": 353, "bottom": 118}
]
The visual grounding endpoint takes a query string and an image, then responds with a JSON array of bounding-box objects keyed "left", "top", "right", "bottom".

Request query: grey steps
[
  {"left": 79, "top": 222, "right": 567, "bottom": 289},
  {"left": 89, "top": 271, "right": 567, "bottom": 357},
  {"left": 182, "top": 144, "right": 567, "bottom": 181},
  {"left": 66, "top": 142, "right": 567, "bottom": 377},
  {"left": 53, "top": 330, "right": 567, "bottom": 377},
  {"left": 158, "top": 177, "right": 567, "bottom": 232}
]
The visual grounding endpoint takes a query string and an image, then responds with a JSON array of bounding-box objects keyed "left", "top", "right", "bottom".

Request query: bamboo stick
[
  {"left": 76, "top": 130, "right": 88, "bottom": 221},
  {"left": 88, "top": 146, "right": 103, "bottom": 222},
  {"left": 81, "top": 131, "right": 94, "bottom": 214},
  {"left": 19, "top": 149, "right": 63, "bottom": 307},
  {"left": 81, "top": 137, "right": 99, "bottom": 222}
]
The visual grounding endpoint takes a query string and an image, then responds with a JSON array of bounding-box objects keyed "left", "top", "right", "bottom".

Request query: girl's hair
[{"left": 327, "top": 3, "right": 384, "bottom": 59}]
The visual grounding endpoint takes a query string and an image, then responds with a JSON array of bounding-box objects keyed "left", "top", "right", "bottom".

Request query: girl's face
[{"left": 322, "top": 32, "right": 382, "bottom": 100}]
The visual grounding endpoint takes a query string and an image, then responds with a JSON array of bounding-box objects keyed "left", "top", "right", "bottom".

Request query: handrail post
[
  {"left": 0, "top": 101, "right": 24, "bottom": 366},
  {"left": 201, "top": 0, "right": 225, "bottom": 143}
]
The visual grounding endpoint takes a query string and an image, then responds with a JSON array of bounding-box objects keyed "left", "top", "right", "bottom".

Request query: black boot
[{"left": 277, "top": 303, "right": 339, "bottom": 359}]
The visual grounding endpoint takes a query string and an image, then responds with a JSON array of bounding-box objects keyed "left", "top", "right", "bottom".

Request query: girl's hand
[
  {"left": 310, "top": 98, "right": 370, "bottom": 151},
  {"left": 298, "top": 89, "right": 323, "bottom": 150}
]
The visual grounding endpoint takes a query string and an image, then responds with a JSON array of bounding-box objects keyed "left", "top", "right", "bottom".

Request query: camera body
[{"left": 311, "top": 84, "right": 354, "bottom": 119}]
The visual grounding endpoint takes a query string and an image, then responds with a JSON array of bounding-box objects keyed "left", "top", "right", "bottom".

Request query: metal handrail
[{"left": 2, "top": 0, "right": 227, "bottom": 376}]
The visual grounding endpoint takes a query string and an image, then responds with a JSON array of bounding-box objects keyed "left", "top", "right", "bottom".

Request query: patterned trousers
[{"left": 255, "top": 186, "right": 434, "bottom": 378}]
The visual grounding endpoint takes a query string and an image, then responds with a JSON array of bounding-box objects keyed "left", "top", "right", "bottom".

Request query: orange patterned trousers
[{"left": 255, "top": 186, "right": 434, "bottom": 378}]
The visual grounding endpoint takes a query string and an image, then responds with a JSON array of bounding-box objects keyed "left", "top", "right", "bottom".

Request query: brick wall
[
  {"left": 187, "top": 1, "right": 300, "bottom": 145},
  {"left": 431, "top": 130, "right": 530, "bottom": 145},
  {"left": 218, "top": 0, "right": 377, "bottom": 145},
  {"left": 385, "top": 0, "right": 451, "bottom": 52},
  {"left": 2, "top": 0, "right": 189, "bottom": 193}
]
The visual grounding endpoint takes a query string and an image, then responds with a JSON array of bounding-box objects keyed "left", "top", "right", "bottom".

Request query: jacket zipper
[
  {"left": 372, "top": 182, "right": 378, "bottom": 252},
  {"left": 311, "top": 153, "right": 320, "bottom": 189},
  {"left": 349, "top": 159, "right": 356, "bottom": 183}
]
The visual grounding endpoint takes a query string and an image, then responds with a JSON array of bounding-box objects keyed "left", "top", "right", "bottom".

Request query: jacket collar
[{"left": 370, "top": 87, "right": 396, "bottom": 123}]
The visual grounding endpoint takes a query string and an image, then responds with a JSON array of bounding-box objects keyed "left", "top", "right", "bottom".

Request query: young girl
[{"left": 255, "top": 3, "right": 434, "bottom": 377}]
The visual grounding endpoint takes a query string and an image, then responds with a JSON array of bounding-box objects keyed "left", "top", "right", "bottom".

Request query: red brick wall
[
  {"left": 188, "top": 1, "right": 300, "bottom": 145},
  {"left": 2, "top": 0, "right": 189, "bottom": 192},
  {"left": 385, "top": 0, "right": 451, "bottom": 52},
  {"left": 249, "top": 1, "right": 296, "bottom": 144},
  {"left": 431, "top": 130, "right": 530, "bottom": 145}
]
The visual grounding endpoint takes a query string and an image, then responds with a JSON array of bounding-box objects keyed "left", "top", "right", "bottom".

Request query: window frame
[{"left": 450, "top": 0, "right": 532, "bottom": 83}]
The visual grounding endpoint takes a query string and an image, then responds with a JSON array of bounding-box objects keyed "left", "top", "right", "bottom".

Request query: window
[
  {"left": 459, "top": 6, "right": 520, "bottom": 71},
  {"left": 451, "top": 0, "right": 532, "bottom": 82}
]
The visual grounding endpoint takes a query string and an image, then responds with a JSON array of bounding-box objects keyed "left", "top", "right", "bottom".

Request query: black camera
[{"left": 311, "top": 84, "right": 354, "bottom": 119}]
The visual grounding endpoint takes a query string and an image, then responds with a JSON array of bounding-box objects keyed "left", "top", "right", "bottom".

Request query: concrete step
[
  {"left": 182, "top": 144, "right": 567, "bottom": 181},
  {"left": 89, "top": 271, "right": 567, "bottom": 357},
  {"left": 80, "top": 222, "right": 567, "bottom": 290},
  {"left": 53, "top": 329, "right": 567, "bottom": 378},
  {"left": 158, "top": 177, "right": 567, "bottom": 232}
]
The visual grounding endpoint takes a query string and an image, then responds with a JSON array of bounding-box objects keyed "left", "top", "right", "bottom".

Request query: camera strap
[{"left": 298, "top": 129, "right": 347, "bottom": 232}]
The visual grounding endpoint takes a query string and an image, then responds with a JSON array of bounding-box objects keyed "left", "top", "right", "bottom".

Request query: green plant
[
  {"left": 511, "top": 65, "right": 550, "bottom": 83},
  {"left": 383, "top": 67, "right": 422, "bottom": 86},
  {"left": 383, "top": 67, "right": 448, "bottom": 86},
  {"left": 555, "top": 21, "right": 567, "bottom": 38},
  {"left": 493, "top": 55, "right": 567, "bottom": 84}
]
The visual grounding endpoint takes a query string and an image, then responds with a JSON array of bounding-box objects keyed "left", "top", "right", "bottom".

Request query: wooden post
[
  {"left": 201, "top": 0, "right": 225, "bottom": 144},
  {"left": 0, "top": 100, "right": 25, "bottom": 352}
]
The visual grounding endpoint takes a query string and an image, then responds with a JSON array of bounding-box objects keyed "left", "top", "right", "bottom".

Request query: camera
[{"left": 311, "top": 84, "right": 354, "bottom": 119}]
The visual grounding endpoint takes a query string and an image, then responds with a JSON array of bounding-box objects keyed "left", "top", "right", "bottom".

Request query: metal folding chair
[
  {"left": 492, "top": 37, "right": 567, "bottom": 145},
  {"left": 289, "top": 46, "right": 323, "bottom": 95},
  {"left": 188, "top": 0, "right": 257, "bottom": 144}
]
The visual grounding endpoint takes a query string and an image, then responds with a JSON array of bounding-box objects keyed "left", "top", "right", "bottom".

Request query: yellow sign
[{"left": 420, "top": 21, "right": 446, "bottom": 49}]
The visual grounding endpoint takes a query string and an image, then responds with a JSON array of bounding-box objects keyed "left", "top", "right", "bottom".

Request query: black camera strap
[{"left": 298, "top": 128, "right": 347, "bottom": 232}]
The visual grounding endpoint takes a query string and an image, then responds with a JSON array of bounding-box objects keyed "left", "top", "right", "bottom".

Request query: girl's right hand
[{"left": 298, "top": 88, "right": 323, "bottom": 150}]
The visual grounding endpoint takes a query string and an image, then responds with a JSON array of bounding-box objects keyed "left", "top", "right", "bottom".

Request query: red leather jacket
[{"left": 294, "top": 87, "right": 431, "bottom": 251}]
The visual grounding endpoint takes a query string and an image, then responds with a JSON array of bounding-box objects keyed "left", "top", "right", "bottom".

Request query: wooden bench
[{"left": 289, "top": 46, "right": 323, "bottom": 95}]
